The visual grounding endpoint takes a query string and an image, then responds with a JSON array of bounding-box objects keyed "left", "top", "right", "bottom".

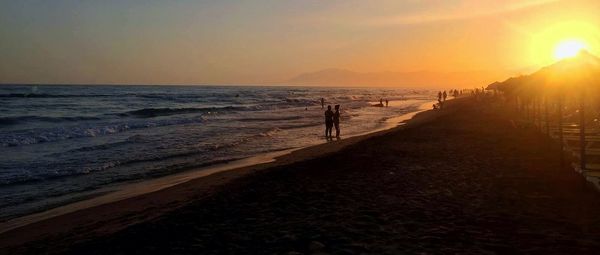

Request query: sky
[{"left": 1, "top": 0, "right": 600, "bottom": 86}]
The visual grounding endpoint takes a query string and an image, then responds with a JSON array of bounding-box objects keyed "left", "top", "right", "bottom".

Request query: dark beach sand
[{"left": 4, "top": 97, "right": 600, "bottom": 254}]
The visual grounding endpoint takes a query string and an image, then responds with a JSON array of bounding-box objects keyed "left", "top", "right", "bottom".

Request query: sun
[{"left": 554, "top": 39, "right": 588, "bottom": 60}]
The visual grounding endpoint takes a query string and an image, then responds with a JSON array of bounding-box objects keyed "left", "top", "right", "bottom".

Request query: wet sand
[{"left": 4, "top": 97, "right": 600, "bottom": 254}]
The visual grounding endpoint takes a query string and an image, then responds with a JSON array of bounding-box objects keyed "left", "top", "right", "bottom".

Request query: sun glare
[{"left": 554, "top": 40, "right": 588, "bottom": 60}]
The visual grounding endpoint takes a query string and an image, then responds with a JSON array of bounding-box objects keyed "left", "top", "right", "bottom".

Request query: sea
[{"left": 0, "top": 85, "right": 434, "bottom": 221}]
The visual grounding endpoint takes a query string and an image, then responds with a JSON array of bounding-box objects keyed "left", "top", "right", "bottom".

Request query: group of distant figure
[
  {"left": 319, "top": 96, "right": 392, "bottom": 140},
  {"left": 316, "top": 88, "right": 480, "bottom": 140},
  {"left": 305, "top": 99, "right": 342, "bottom": 139},
  {"left": 433, "top": 89, "right": 461, "bottom": 109},
  {"left": 378, "top": 98, "right": 389, "bottom": 107},
  {"left": 321, "top": 99, "right": 341, "bottom": 139},
  {"left": 325, "top": 105, "right": 340, "bottom": 139}
]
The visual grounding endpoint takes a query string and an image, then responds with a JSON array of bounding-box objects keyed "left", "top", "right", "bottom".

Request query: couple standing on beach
[{"left": 324, "top": 105, "right": 340, "bottom": 139}]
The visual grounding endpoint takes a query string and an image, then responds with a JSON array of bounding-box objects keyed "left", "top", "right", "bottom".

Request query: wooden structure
[{"left": 489, "top": 52, "right": 600, "bottom": 188}]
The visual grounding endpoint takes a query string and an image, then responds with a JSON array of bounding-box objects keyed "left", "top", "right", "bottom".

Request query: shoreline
[
  {"left": 0, "top": 100, "right": 436, "bottom": 244},
  {"left": 9, "top": 96, "right": 600, "bottom": 254}
]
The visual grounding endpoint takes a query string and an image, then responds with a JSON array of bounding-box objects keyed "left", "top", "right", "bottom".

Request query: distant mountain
[
  {"left": 490, "top": 51, "right": 600, "bottom": 93},
  {"left": 287, "top": 68, "right": 507, "bottom": 88},
  {"left": 530, "top": 50, "right": 600, "bottom": 83}
]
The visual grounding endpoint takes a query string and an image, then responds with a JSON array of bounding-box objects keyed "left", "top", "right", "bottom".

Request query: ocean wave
[
  {"left": 58, "top": 140, "right": 134, "bottom": 155},
  {"left": 238, "top": 116, "right": 303, "bottom": 122},
  {"left": 0, "top": 117, "right": 205, "bottom": 147},
  {"left": 0, "top": 115, "right": 101, "bottom": 126},
  {"left": 257, "top": 127, "right": 282, "bottom": 137},
  {"left": 1, "top": 142, "right": 249, "bottom": 186},
  {"left": 0, "top": 92, "right": 208, "bottom": 100},
  {"left": 0, "top": 92, "right": 264, "bottom": 104},
  {"left": 118, "top": 106, "right": 253, "bottom": 118},
  {"left": 133, "top": 94, "right": 216, "bottom": 103},
  {"left": 0, "top": 92, "right": 211, "bottom": 100},
  {"left": 332, "top": 95, "right": 362, "bottom": 101},
  {"left": 284, "top": 97, "right": 319, "bottom": 105},
  {"left": 278, "top": 122, "right": 323, "bottom": 130},
  {"left": 0, "top": 93, "right": 113, "bottom": 98}
]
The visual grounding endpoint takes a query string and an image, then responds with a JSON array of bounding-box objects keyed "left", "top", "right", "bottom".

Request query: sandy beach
[{"left": 3, "top": 97, "right": 600, "bottom": 254}]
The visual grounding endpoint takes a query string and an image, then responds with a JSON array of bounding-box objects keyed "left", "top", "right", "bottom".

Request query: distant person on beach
[
  {"left": 333, "top": 105, "right": 341, "bottom": 137},
  {"left": 324, "top": 105, "right": 333, "bottom": 138},
  {"left": 438, "top": 91, "right": 442, "bottom": 102},
  {"left": 321, "top": 98, "right": 325, "bottom": 109},
  {"left": 443, "top": 91, "right": 448, "bottom": 101},
  {"left": 385, "top": 99, "right": 389, "bottom": 107}
]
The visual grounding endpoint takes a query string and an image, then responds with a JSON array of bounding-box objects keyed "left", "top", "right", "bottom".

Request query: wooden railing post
[
  {"left": 531, "top": 97, "right": 538, "bottom": 128},
  {"left": 580, "top": 90, "right": 586, "bottom": 171},
  {"left": 537, "top": 97, "right": 542, "bottom": 131},
  {"left": 525, "top": 100, "right": 531, "bottom": 125},
  {"left": 544, "top": 96, "right": 549, "bottom": 135},
  {"left": 558, "top": 94, "right": 564, "bottom": 167}
]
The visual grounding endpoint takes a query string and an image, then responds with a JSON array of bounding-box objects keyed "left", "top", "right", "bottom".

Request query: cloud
[{"left": 367, "top": 0, "right": 559, "bottom": 26}]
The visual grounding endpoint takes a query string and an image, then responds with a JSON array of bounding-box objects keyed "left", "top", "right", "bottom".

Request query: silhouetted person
[
  {"left": 321, "top": 98, "right": 325, "bottom": 109},
  {"left": 324, "top": 105, "right": 333, "bottom": 138},
  {"left": 438, "top": 91, "right": 442, "bottom": 102},
  {"left": 333, "top": 105, "right": 340, "bottom": 137},
  {"left": 385, "top": 99, "right": 389, "bottom": 107},
  {"left": 443, "top": 91, "right": 447, "bottom": 101}
]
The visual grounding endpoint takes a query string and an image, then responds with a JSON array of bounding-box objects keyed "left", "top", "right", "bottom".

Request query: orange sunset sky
[{"left": 1, "top": 0, "right": 600, "bottom": 87}]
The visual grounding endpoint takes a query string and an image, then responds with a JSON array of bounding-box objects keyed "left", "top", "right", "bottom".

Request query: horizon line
[{"left": 0, "top": 82, "right": 458, "bottom": 90}]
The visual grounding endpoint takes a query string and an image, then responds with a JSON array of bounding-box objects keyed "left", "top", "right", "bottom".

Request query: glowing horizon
[{"left": 1, "top": 0, "right": 600, "bottom": 86}]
